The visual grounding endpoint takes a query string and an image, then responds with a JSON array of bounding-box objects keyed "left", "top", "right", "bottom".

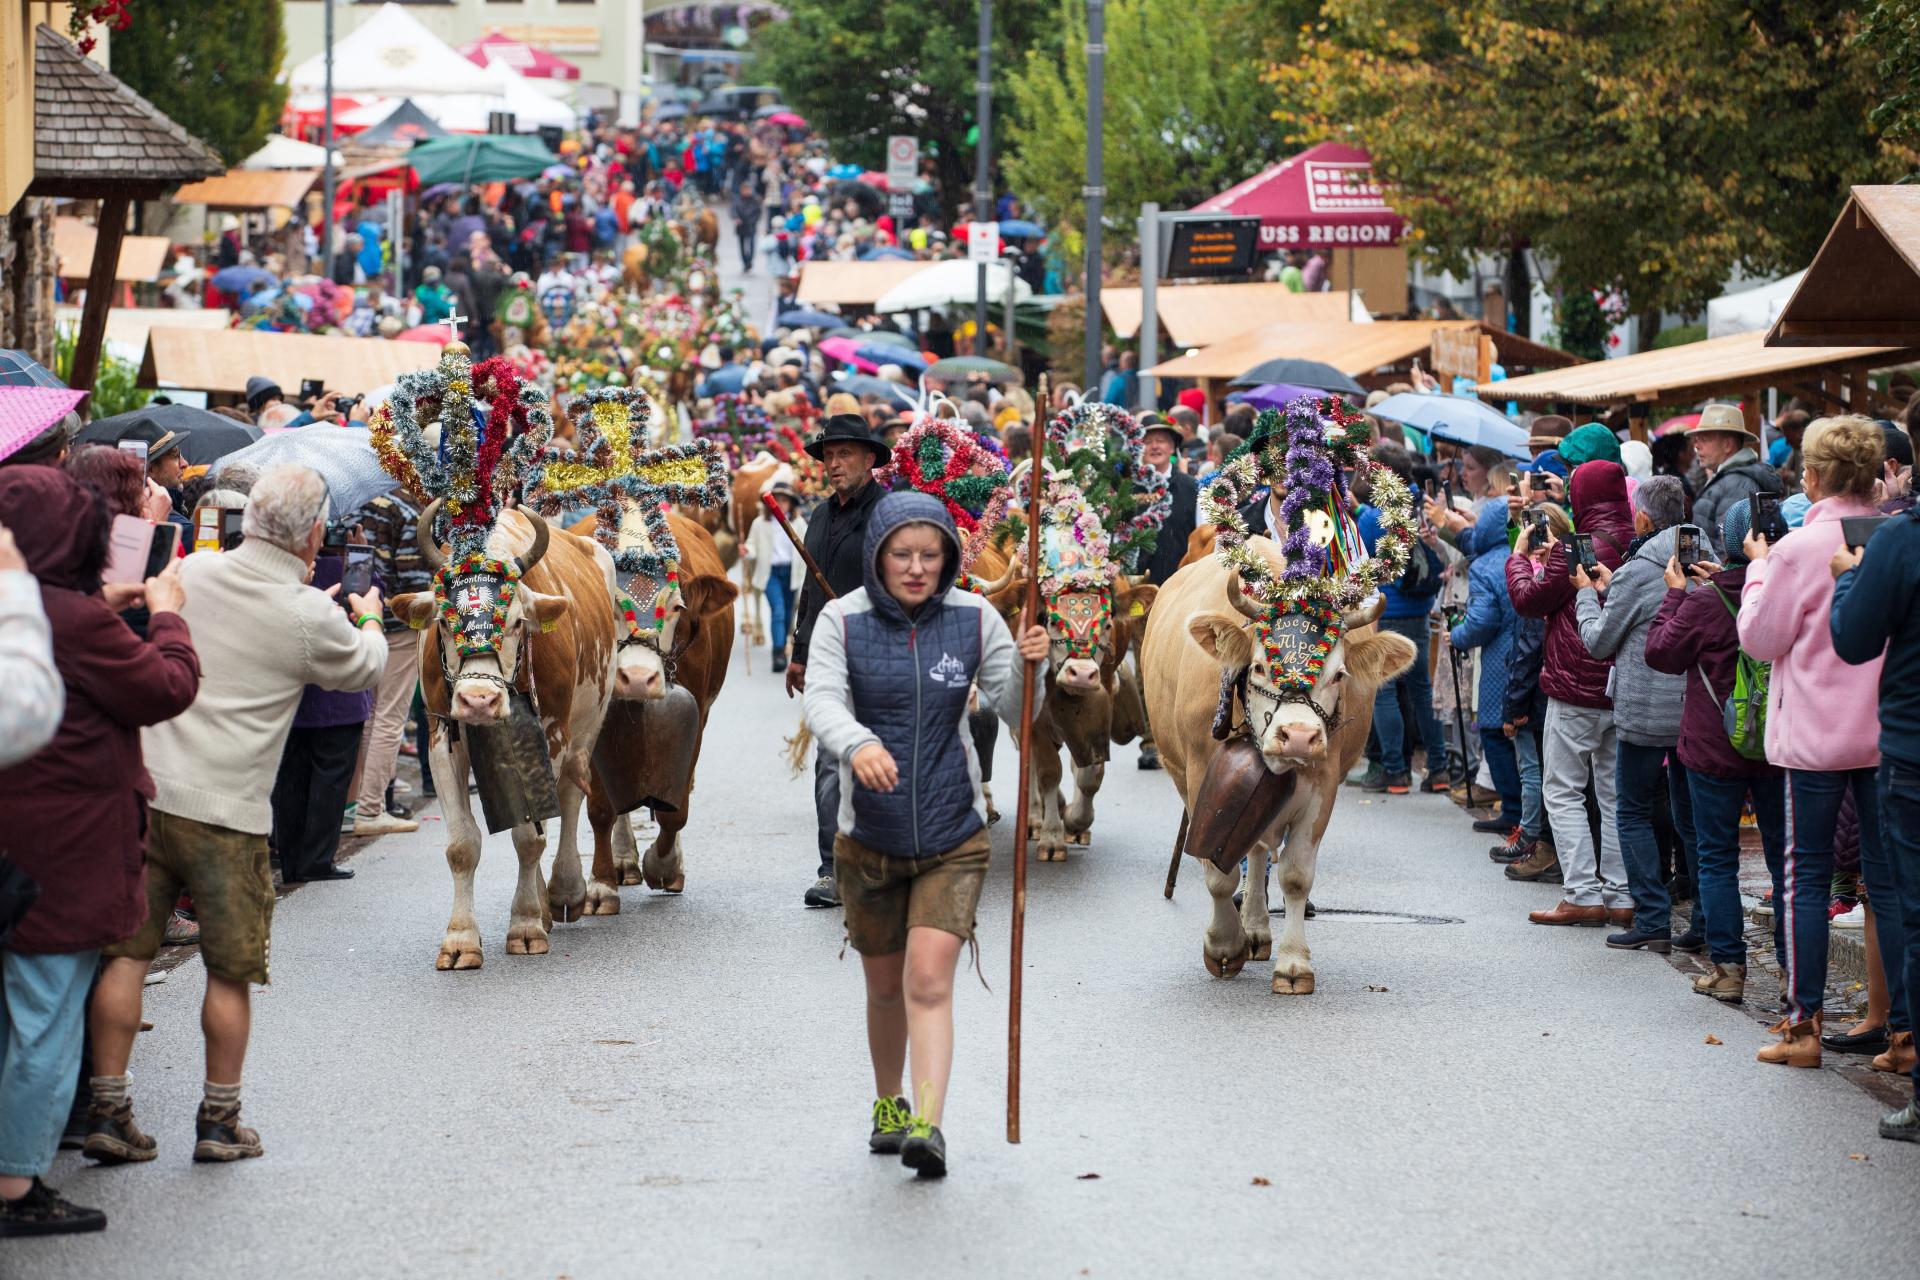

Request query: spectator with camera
[{"left": 1448, "top": 495, "right": 1524, "bottom": 837}]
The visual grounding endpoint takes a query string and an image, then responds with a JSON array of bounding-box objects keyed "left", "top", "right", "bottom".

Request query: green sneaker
[
  {"left": 900, "top": 1116, "right": 947, "bottom": 1178},
  {"left": 869, "top": 1096, "right": 912, "bottom": 1154},
  {"left": 1353, "top": 763, "right": 1387, "bottom": 792}
]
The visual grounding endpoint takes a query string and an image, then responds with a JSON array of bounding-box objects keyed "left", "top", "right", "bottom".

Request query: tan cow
[{"left": 1141, "top": 536, "right": 1415, "bottom": 993}]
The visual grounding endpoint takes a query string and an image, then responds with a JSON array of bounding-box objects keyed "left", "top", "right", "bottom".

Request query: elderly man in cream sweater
[{"left": 83, "top": 464, "right": 387, "bottom": 1167}]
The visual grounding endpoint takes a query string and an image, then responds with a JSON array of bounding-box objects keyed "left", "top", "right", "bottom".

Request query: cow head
[
  {"left": 975, "top": 563, "right": 1157, "bottom": 697},
  {"left": 613, "top": 565, "right": 737, "bottom": 698},
  {"left": 1187, "top": 573, "right": 1415, "bottom": 772},
  {"left": 392, "top": 502, "right": 566, "bottom": 726}
]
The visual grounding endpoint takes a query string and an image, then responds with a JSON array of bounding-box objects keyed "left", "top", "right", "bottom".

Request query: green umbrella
[
  {"left": 926, "top": 356, "right": 1021, "bottom": 382},
  {"left": 856, "top": 330, "right": 920, "bottom": 351},
  {"left": 407, "top": 135, "right": 559, "bottom": 186}
]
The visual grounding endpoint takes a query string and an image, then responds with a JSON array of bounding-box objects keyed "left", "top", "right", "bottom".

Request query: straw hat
[
  {"left": 1526, "top": 413, "right": 1574, "bottom": 450},
  {"left": 1686, "top": 402, "right": 1759, "bottom": 448}
]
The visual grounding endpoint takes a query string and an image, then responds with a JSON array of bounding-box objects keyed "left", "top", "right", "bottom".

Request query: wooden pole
[
  {"left": 70, "top": 194, "right": 131, "bottom": 409},
  {"left": 1163, "top": 810, "right": 1189, "bottom": 900},
  {"left": 761, "top": 492, "right": 835, "bottom": 603},
  {"left": 1009, "top": 374, "right": 1046, "bottom": 1144}
]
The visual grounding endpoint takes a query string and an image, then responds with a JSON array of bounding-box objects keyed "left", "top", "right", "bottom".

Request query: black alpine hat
[{"left": 805, "top": 413, "right": 888, "bottom": 465}]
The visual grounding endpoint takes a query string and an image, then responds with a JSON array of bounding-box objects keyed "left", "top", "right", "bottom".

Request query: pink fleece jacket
[{"left": 1736, "top": 496, "right": 1885, "bottom": 772}]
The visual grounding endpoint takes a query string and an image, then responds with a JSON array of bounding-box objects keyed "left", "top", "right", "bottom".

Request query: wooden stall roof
[
  {"left": 794, "top": 260, "right": 934, "bottom": 307},
  {"left": 1144, "top": 320, "right": 1577, "bottom": 382},
  {"left": 139, "top": 328, "right": 444, "bottom": 396},
  {"left": 1100, "top": 285, "right": 1357, "bottom": 347},
  {"left": 28, "top": 25, "right": 222, "bottom": 199},
  {"left": 54, "top": 217, "right": 170, "bottom": 281},
  {"left": 56, "top": 306, "right": 232, "bottom": 361},
  {"left": 1475, "top": 330, "right": 1918, "bottom": 406},
  {"left": 172, "top": 167, "right": 321, "bottom": 211},
  {"left": 1767, "top": 187, "right": 1920, "bottom": 347}
]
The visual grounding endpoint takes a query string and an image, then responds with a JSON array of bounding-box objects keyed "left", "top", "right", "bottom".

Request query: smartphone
[
  {"left": 1565, "top": 532, "right": 1597, "bottom": 580},
  {"left": 1527, "top": 508, "right": 1551, "bottom": 542},
  {"left": 1751, "top": 492, "right": 1787, "bottom": 543},
  {"left": 340, "top": 544, "right": 375, "bottom": 602},
  {"left": 220, "top": 507, "right": 245, "bottom": 551},
  {"left": 300, "top": 378, "right": 325, "bottom": 402},
  {"left": 144, "top": 522, "right": 179, "bottom": 578},
  {"left": 1841, "top": 515, "right": 1890, "bottom": 550},
  {"left": 1674, "top": 523, "right": 1705, "bottom": 568},
  {"left": 118, "top": 439, "right": 149, "bottom": 465},
  {"left": 103, "top": 514, "right": 157, "bottom": 584}
]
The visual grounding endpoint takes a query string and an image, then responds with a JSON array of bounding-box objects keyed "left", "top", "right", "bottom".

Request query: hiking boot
[
  {"left": 1505, "top": 843, "right": 1562, "bottom": 883},
  {"left": 1384, "top": 771, "right": 1412, "bottom": 795},
  {"left": 1671, "top": 927, "right": 1706, "bottom": 954},
  {"left": 192, "top": 1102, "right": 264, "bottom": 1163},
  {"left": 1490, "top": 830, "right": 1534, "bottom": 863},
  {"left": 870, "top": 1095, "right": 912, "bottom": 1154},
  {"left": 0, "top": 1180, "right": 105, "bottom": 1238},
  {"left": 803, "top": 874, "right": 841, "bottom": 909},
  {"left": 163, "top": 910, "right": 200, "bottom": 946},
  {"left": 1419, "top": 771, "right": 1452, "bottom": 794},
  {"left": 1872, "top": 1031, "right": 1917, "bottom": 1076},
  {"left": 82, "top": 1099, "right": 157, "bottom": 1165},
  {"left": 900, "top": 1120, "right": 947, "bottom": 1178},
  {"left": 1881, "top": 1098, "right": 1920, "bottom": 1144},
  {"left": 1606, "top": 927, "right": 1672, "bottom": 953},
  {"left": 1355, "top": 764, "right": 1388, "bottom": 792},
  {"left": 1137, "top": 745, "right": 1162, "bottom": 770},
  {"left": 1472, "top": 816, "right": 1513, "bottom": 834},
  {"left": 1757, "top": 1013, "right": 1823, "bottom": 1068},
  {"left": 1696, "top": 963, "right": 1746, "bottom": 1003}
]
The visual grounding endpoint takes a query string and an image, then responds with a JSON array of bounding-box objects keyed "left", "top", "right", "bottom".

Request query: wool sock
[
  {"left": 203, "top": 1080, "right": 242, "bottom": 1111},
  {"left": 90, "top": 1075, "right": 130, "bottom": 1108}
]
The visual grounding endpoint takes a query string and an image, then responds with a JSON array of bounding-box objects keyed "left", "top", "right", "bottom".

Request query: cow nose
[
  {"left": 1275, "top": 724, "right": 1324, "bottom": 758},
  {"left": 458, "top": 689, "right": 503, "bottom": 719},
  {"left": 1060, "top": 660, "right": 1101, "bottom": 690},
  {"left": 617, "top": 666, "right": 664, "bottom": 700}
]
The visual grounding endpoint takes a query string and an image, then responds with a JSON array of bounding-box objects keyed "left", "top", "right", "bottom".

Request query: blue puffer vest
[{"left": 844, "top": 492, "right": 984, "bottom": 858}]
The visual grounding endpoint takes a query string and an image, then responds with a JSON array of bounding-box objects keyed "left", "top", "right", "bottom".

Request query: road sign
[
  {"left": 888, "top": 190, "right": 916, "bottom": 223},
  {"left": 886, "top": 136, "right": 919, "bottom": 191},
  {"left": 967, "top": 222, "right": 1000, "bottom": 264}
]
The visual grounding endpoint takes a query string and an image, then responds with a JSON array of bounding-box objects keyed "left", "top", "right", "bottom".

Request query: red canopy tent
[
  {"left": 459, "top": 33, "right": 582, "bottom": 81},
  {"left": 1196, "top": 141, "right": 1406, "bottom": 254}
]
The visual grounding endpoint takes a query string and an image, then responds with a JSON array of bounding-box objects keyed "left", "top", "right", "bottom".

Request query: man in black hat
[
  {"left": 788, "top": 413, "right": 888, "bottom": 907},
  {"left": 1133, "top": 414, "right": 1198, "bottom": 770}
]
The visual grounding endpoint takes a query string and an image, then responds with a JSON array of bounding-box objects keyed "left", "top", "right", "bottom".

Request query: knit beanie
[
  {"left": 1722, "top": 499, "right": 1752, "bottom": 567},
  {"left": 1559, "top": 422, "right": 1622, "bottom": 467}
]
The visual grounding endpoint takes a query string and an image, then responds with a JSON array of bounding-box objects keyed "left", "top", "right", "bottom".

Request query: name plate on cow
[{"left": 1255, "top": 606, "right": 1342, "bottom": 693}]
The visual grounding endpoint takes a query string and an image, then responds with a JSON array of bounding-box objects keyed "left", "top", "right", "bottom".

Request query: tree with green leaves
[
  {"left": 111, "top": 0, "right": 287, "bottom": 166},
  {"left": 1277, "top": 0, "right": 1907, "bottom": 335},
  {"left": 750, "top": 0, "right": 1062, "bottom": 215},
  {"left": 1003, "top": 0, "right": 1304, "bottom": 251},
  {"left": 1861, "top": 1, "right": 1920, "bottom": 145}
]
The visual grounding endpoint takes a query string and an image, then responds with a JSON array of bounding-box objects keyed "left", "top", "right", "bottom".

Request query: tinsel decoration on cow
[
  {"left": 873, "top": 413, "right": 1011, "bottom": 580},
  {"left": 997, "top": 401, "right": 1171, "bottom": 575}
]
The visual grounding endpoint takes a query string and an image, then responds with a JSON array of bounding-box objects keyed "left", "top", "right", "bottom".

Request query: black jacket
[
  {"left": 790, "top": 478, "right": 885, "bottom": 665},
  {"left": 1141, "top": 469, "right": 1198, "bottom": 586},
  {"left": 1831, "top": 509, "right": 1920, "bottom": 769}
]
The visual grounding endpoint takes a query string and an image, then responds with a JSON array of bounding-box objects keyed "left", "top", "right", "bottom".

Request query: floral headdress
[
  {"left": 873, "top": 415, "right": 1010, "bottom": 572},
  {"left": 1200, "top": 398, "right": 1414, "bottom": 614},
  {"left": 1036, "top": 401, "right": 1171, "bottom": 573}
]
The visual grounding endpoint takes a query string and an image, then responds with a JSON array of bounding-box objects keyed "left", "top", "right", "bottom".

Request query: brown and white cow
[
  {"left": 1140, "top": 536, "right": 1415, "bottom": 993},
  {"left": 392, "top": 505, "right": 626, "bottom": 969}
]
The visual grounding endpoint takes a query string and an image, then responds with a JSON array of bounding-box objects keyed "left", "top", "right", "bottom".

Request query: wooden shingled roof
[{"left": 29, "top": 25, "right": 223, "bottom": 198}]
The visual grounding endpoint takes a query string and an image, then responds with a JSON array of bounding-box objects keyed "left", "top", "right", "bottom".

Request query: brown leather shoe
[
  {"left": 1606, "top": 907, "right": 1634, "bottom": 928},
  {"left": 1872, "top": 1030, "right": 1917, "bottom": 1075},
  {"left": 1694, "top": 963, "right": 1746, "bottom": 1002},
  {"left": 1505, "top": 843, "right": 1562, "bottom": 883},
  {"left": 1757, "top": 1013, "right": 1823, "bottom": 1068},
  {"left": 1529, "top": 900, "right": 1609, "bottom": 927}
]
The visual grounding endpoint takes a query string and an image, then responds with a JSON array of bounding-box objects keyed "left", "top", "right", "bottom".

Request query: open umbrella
[
  {"left": 0, "top": 350, "right": 67, "bottom": 389},
  {"left": 776, "top": 308, "right": 842, "bottom": 330},
  {"left": 926, "top": 355, "right": 1021, "bottom": 382},
  {"left": 854, "top": 330, "right": 920, "bottom": 351},
  {"left": 84, "top": 404, "right": 262, "bottom": 466},
  {"left": 858, "top": 245, "right": 918, "bottom": 262},
  {"left": 407, "top": 135, "right": 558, "bottom": 186},
  {"left": 999, "top": 218, "right": 1046, "bottom": 240},
  {"left": 213, "top": 426, "right": 398, "bottom": 515},
  {"left": 653, "top": 102, "right": 690, "bottom": 121},
  {"left": 858, "top": 343, "right": 929, "bottom": 375},
  {"left": 766, "top": 110, "right": 808, "bottom": 129},
  {"left": 1366, "top": 392, "right": 1530, "bottom": 459},
  {"left": 818, "top": 337, "right": 880, "bottom": 373},
  {"left": 0, "top": 387, "right": 86, "bottom": 464},
  {"left": 1226, "top": 383, "right": 1346, "bottom": 411},
  {"left": 828, "top": 180, "right": 885, "bottom": 218},
  {"left": 830, "top": 373, "right": 915, "bottom": 404},
  {"left": 1655, "top": 412, "right": 1702, "bottom": 438},
  {"left": 1228, "top": 358, "right": 1364, "bottom": 396},
  {"left": 826, "top": 162, "right": 864, "bottom": 180},
  {"left": 875, "top": 260, "right": 1032, "bottom": 314},
  {"left": 210, "top": 265, "right": 276, "bottom": 296}
]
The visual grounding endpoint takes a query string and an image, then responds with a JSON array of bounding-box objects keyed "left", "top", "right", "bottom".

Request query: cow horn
[
  {"left": 1343, "top": 592, "right": 1386, "bottom": 629},
  {"left": 973, "top": 561, "right": 1018, "bottom": 595},
  {"left": 1225, "top": 569, "right": 1266, "bottom": 622},
  {"left": 415, "top": 498, "right": 447, "bottom": 572},
  {"left": 516, "top": 509, "right": 551, "bottom": 577}
]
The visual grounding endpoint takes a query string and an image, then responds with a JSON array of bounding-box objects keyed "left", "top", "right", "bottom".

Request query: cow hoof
[
  {"left": 548, "top": 895, "right": 587, "bottom": 925},
  {"left": 617, "top": 867, "right": 644, "bottom": 886},
  {"left": 1069, "top": 830, "right": 1091, "bottom": 847},
  {"left": 1271, "top": 972, "right": 1315, "bottom": 995},
  {"left": 643, "top": 869, "right": 685, "bottom": 893},
  {"left": 1205, "top": 941, "right": 1252, "bottom": 978},
  {"left": 1250, "top": 940, "right": 1273, "bottom": 961},
  {"left": 504, "top": 926, "right": 550, "bottom": 956},
  {"left": 583, "top": 884, "right": 621, "bottom": 916},
  {"left": 436, "top": 939, "right": 484, "bottom": 971},
  {"left": 1037, "top": 844, "right": 1069, "bottom": 863}
]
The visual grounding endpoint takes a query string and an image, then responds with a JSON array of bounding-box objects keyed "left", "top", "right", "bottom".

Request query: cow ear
[
  {"left": 1186, "top": 611, "right": 1252, "bottom": 669},
  {"left": 524, "top": 589, "right": 569, "bottom": 633},
  {"left": 1341, "top": 629, "right": 1417, "bottom": 687},
  {"left": 390, "top": 592, "right": 436, "bottom": 630},
  {"left": 679, "top": 572, "right": 739, "bottom": 620},
  {"left": 1121, "top": 584, "right": 1158, "bottom": 621}
]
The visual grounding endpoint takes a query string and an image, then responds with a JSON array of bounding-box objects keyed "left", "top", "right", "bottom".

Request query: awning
[
  {"left": 1195, "top": 142, "right": 1406, "bottom": 253},
  {"left": 795, "top": 260, "right": 936, "bottom": 308},
  {"left": 242, "top": 133, "right": 339, "bottom": 171},
  {"left": 1767, "top": 187, "right": 1920, "bottom": 347},
  {"left": 139, "top": 328, "right": 444, "bottom": 396},
  {"left": 459, "top": 33, "right": 582, "bottom": 81},
  {"left": 1101, "top": 285, "right": 1361, "bottom": 347},
  {"left": 55, "top": 306, "right": 232, "bottom": 365},
  {"left": 172, "top": 168, "right": 319, "bottom": 211},
  {"left": 53, "top": 217, "right": 170, "bottom": 281},
  {"left": 1476, "top": 330, "right": 1917, "bottom": 408},
  {"left": 1146, "top": 320, "right": 1576, "bottom": 382}
]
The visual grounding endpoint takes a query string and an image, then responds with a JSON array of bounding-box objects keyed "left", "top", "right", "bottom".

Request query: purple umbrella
[{"left": 1226, "top": 383, "right": 1346, "bottom": 411}]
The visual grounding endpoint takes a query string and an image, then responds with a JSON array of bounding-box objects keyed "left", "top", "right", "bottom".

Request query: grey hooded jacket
[
  {"left": 1574, "top": 525, "right": 1688, "bottom": 746},
  {"left": 1692, "top": 448, "right": 1783, "bottom": 560}
]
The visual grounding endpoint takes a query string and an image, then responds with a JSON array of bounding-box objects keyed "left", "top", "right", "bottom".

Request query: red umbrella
[
  {"left": 458, "top": 33, "right": 582, "bottom": 80},
  {"left": 1654, "top": 413, "right": 1701, "bottom": 437},
  {"left": 398, "top": 325, "right": 452, "bottom": 345},
  {"left": 859, "top": 171, "right": 891, "bottom": 191},
  {"left": 767, "top": 110, "right": 808, "bottom": 129}
]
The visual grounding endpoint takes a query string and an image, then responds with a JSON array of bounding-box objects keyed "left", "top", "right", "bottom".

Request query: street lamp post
[
  {"left": 321, "top": 0, "right": 336, "bottom": 280},
  {"left": 974, "top": 0, "right": 993, "bottom": 355},
  {"left": 1082, "top": 0, "right": 1105, "bottom": 390}
]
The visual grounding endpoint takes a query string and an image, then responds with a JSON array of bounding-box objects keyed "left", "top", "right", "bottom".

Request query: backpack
[{"left": 1702, "top": 584, "right": 1770, "bottom": 761}]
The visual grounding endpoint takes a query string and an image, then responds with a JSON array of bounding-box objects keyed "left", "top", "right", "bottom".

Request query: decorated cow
[{"left": 1141, "top": 401, "right": 1418, "bottom": 993}]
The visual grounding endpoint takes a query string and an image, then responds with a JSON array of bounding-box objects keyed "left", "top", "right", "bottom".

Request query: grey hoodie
[{"left": 1574, "top": 525, "right": 1688, "bottom": 746}]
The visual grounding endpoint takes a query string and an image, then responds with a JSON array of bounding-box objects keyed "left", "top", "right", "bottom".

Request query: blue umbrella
[
  {"left": 1226, "top": 383, "right": 1345, "bottom": 411},
  {"left": 999, "top": 218, "right": 1045, "bottom": 240},
  {"left": 1366, "top": 392, "right": 1529, "bottom": 459},
  {"left": 699, "top": 365, "right": 748, "bottom": 396},
  {"left": 857, "top": 245, "right": 918, "bottom": 262},
  {"left": 210, "top": 265, "right": 276, "bottom": 295},
  {"left": 776, "top": 308, "right": 842, "bottom": 330},
  {"left": 0, "top": 350, "right": 66, "bottom": 389},
  {"left": 827, "top": 162, "right": 864, "bottom": 180},
  {"left": 653, "top": 102, "right": 690, "bottom": 121},
  {"left": 831, "top": 373, "right": 915, "bottom": 405},
  {"left": 857, "top": 343, "right": 928, "bottom": 375}
]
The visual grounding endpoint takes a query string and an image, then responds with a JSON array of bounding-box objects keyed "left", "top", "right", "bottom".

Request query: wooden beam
[
  {"left": 1773, "top": 319, "right": 1920, "bottom": 345},
  {"left": 68, "top": 195, "right": 131, "bottom": 407}
]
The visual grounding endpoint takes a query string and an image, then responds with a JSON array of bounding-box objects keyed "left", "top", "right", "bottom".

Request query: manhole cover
[{"left": 1269, "top": 907, "right": 1461, "bottom": 924}]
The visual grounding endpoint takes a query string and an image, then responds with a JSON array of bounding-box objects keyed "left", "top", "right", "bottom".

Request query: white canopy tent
[
  {"left": 875, "top": 260, "right": 1033, "bottom": 313},
  {"left": 1707, "top": 270, "right": 1807, "bottom": 339},
  {"left": 286, "top": 4, "right": 499, "bottom": 98},
  {"left": 241, "top": 134, "right": 340, "bottom": 170},
  {"left": 332, "top": 64, "right": 577, "bottom": 136}
]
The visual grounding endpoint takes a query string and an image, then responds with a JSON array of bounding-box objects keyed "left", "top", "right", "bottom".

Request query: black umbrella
[
  {"left": 827, "top": 180, "right": 885, "bottom": 218},
  {"left": 83, "top": 403, "right": 262, "bottom": 466},
  {"left": 1228, "top": 358, "right": 1365, "bottom": 396},
  {"left": 0, "top": 350, "right": 66, "bottom": 389}
]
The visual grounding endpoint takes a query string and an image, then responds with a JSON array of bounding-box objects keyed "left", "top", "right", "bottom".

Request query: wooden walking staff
[
  {"left": 1009, "top": 374, "right": 1047, "bottom": 1144},
  {"left": 761, "top": 492, "right": 836, "bottom": 603}
]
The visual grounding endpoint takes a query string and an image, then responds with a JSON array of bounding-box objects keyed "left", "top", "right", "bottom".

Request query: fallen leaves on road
[
  {"left": 1365, "top": 984, "right": 1389, "bottom": 992},
  {"left": 1251, "top": 1176, "right": 1271, "bottom": 1187},
  {"left": 1704, "top": 1034, "right": 1722, "bottom": 1045},
  {"left": 1848, "top": 1153, "right": 1870, "bottom": 1162},
  {"left": 1077, "top": 1172, "right": 1101, "bottom": 1181},
  {"left": 595, "top": 1039, "right": 635, "bottom": 1046}
]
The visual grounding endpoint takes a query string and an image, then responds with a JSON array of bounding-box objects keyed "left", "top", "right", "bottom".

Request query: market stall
[
  {"left": 1100, "top": 284, "right": 1362, "bottom": 349},
  {"left": 1766, "top": 186, "right": 1920, "bottom": 348},
  {"left": 793, "top": 260, "right": 936, "bottom": 309},
  {"left": 138, "top": 328, "right": 443, "bottom": 401}
]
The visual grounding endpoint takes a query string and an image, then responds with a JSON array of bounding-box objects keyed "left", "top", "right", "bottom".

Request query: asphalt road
[{"left": 24, "top": 233, "right": 1919, "bottom": 1277}]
